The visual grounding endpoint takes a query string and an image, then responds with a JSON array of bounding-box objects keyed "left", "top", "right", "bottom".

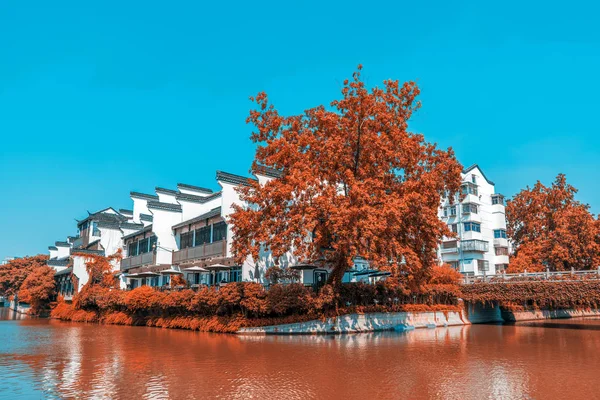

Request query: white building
[{"left": 439, "top": 164, "right": 509, "bottom": 276}]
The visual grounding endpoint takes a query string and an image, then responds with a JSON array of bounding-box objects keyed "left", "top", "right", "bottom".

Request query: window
[
  {"left": 162, "top": 275, "right": 170, "bottom": 286},
  {"left": 195, "top": 226, "right": 211, "bottom": 245},
  {"left": 443, "top": 207, "right": 448, "bottom": 217},
  {"left": 448, "top": 261, "right": 460, "bottom": 270},
  {"left": 494, "top": 229, "right": 507, "bottom": 239},
  {"left": 92, "top": 221, "right": 100, "bottom": 237},
  {"left": 463, "top": 222, "right": 481, "bottom": 232},
  {"left": 495, "top": 247, "right": 509, "bottom": 256},
  {"left": 213, "top": 221, "right": 227, "bottom": 242},
  {"left": 450, "top": 223, "right": 458, "bottom": 233},
  {"left": 230, "top": 267, "right": 242, "bottom": 282},
  {"left": 492, "top": 194, "right": 505, "bottom": 205},
  {"left": 477, "top": 259, "right": 489, "bottom": 271},
  {"left": 449, "top": 206, "right": 457, "bottom": 216},
  {"left": 139, "top": 238, "right": 149, "bottom": 254},
  {"left": 442, "top": 240, "right": 458, "bottom": 249},
  {"left": 461, "top": 182, "right": 478, "bottom": 196},
  {"left": 180, "top": 231, "right": 194, "bottom": 249},
  {"left": 462, "top": 203, "right": 478, "bottom": 214},
  {"left": 128, "top": 242, "right": 138, "bottom": 257},
  {"left": 149, "top": 236, "right": 157, "bottom": 252},
  {"left": 471, "top": 174, "right": 477, "bottom": 183}
]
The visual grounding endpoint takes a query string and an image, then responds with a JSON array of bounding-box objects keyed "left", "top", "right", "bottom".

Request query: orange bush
[
  {"left": 429, "top": 265, "right": 463, "bottom": 285},
  {"left": 18, "top": 265, "right": 56, "bottom": 315}
]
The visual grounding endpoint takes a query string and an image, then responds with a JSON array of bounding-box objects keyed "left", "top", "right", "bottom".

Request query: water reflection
[{"left": 2, "top": 311, "right": 600, "bottom": 399}]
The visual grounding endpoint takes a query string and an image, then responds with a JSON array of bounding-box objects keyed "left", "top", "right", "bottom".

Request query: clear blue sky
[{"left": 1, "top": 1, "right": 599, "bottom": 260}]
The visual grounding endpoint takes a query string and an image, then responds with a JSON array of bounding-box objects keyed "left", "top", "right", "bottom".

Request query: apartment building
[{"left": 439, "top": 164, "right": 510, "bottom": 276}]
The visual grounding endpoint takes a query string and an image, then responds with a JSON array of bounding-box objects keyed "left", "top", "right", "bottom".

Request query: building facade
[{"left": 439, "top": 164, "right": 509, "bottom": 276}]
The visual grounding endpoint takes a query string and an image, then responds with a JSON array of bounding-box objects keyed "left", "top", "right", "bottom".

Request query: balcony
[
  {"left": 441, "top": 240, "right": 459, "bottom": 254},
  {"left": 461, "top": 239, "right": 489, "bottom": 253},
  {"left": 121, "top": 252, "right": 155, "bottom": 270},
  {"left": 494, "top": 238, "right": 509, "bottom": 248},
  {"left": 173, "top": 240, "right": 227, "bottom": 264}
]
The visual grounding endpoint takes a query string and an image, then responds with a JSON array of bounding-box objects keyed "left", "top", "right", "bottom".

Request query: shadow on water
[{"left": 517, "top": 317, "right": 600, "bottom": 331}]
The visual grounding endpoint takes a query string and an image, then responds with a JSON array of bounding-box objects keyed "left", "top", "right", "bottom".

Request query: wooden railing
[
  {"left": 172, "top": 240, "right": 227, "bottom": 264},
  {"left": 121, "top": 252, "right": 155, "bottom": 270},
  {"left": 463, "top": 268, "right": 600, "bottom": 284}
]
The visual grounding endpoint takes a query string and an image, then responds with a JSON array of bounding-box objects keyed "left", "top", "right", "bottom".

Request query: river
[{"left": 2, "top": 308, "right": 600, "bottom": 399}]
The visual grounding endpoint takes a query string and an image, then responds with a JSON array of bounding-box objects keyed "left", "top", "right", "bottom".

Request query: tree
[
  {"left": 18, "top": 266, "right": 56, "bottom": 314},
  {"left": 506, "top": 174, "right": 600, "bottom": 272},
  {"left": 230, "top": 66, "right": 462, "bottom": 289},
  {"left": 73, "top": 249, "right": 122, "bottom": 288},
  {"left": 0, "top": 255, "right": 48, "bottom": 297}
]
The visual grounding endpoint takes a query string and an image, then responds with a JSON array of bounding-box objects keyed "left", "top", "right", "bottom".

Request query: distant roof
[
  {"left": 55, "top": 241, "right": 70, "bottom": 247},
  {"left": 72, "top": 249, "right": 105, "bottom": 256},
  {"left": 130, "top": 192, "right": 159, "bottom": 201},
  {"left": 120, "top": 222, "right": 145, "bottom": 231},
  {"left": 48, "top": 259, "right": 70, "bottom": 267},
  {"left": 123, "top": 224, "right": 153, "bottom": 240},
  {"left": 253, "top": 164, "right": 283, "bottom": 179},
  {"left": 175, "top": 191, "right": 222, "bottom": 204},
  {"left": 177, "top": 183, "right": 213, "bottom": 194},
  {"left": 54, "top": 266, "right": 73, "bottom": 276},
  {"left": 216, "top": 171, "right": 257, "bottom": 187},
  {"left": 155, "top": 187, "right": 178, "bottom": 195},
  {"left": 48, "top": 246, "right": 58, "bottom": 251},
  {"left": 97, "top": 221, "right": 121, "bottom": 229},
  {"left": 140, "top": 214, "right": 153, "bottom": 222},
  {"left": 147, "top": 201, "right": 182, "bottom": 212},
  {"left": 172, "top": 207, "right": 222, "bottom": 229},
  {"left": 463, "top": 164, "right": 495, "bottom": 186},
  {"left": 119, "top": 209, "right": 133, "bottom": 215},
  {"left": 77, "top": 210, "right": 128, "bottom": 226}
]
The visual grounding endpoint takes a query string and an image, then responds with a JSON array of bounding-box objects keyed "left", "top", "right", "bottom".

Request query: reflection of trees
[{"left": 7, "top": 321, "right": 600, "bottom": 399}]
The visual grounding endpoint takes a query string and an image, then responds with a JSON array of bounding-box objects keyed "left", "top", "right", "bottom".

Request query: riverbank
[{"left": 239, "top": 310, "right": 468, "bottom": 334}]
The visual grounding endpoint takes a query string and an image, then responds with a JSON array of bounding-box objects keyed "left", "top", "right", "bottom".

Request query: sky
[{"left": 1, "top": 1, "right": 599, "bottom": 260}]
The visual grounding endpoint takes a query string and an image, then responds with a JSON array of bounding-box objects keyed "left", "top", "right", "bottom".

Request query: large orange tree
[
  {"left": 0, "top": 255, "right": 48, "bottom": 297},
  {"left": 230, "top": 67, "right": 462, "bottom": 289},
  {"left": 506, "top": 174, "right": 600, "bottom": 272}
]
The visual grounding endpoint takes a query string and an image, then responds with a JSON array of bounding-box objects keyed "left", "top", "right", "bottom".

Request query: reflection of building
[{"left": 439, "top": 165, "right": 510, "bottom": 276}]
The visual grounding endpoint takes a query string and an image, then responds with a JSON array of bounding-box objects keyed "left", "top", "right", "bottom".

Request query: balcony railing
[
  {"left": 121, "top": 252, "right": 155, "bottom": 270},
  {"left": 173, "top": 240, "right": 227, "bottom": 264},
  {"left": 461, "top": 239, "right": 489, "bottom": 252},
  {"left": 493, "top": 238, "right": 508, "bottom": 247}
]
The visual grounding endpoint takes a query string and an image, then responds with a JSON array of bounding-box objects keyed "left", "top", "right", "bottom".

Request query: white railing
[{"left": 463, "top": 267, "right": 600, "bottom": 284}]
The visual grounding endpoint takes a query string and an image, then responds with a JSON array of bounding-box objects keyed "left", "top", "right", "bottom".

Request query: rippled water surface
[{"left": 2, "top": 307, "right": 600, "bottom": 399}]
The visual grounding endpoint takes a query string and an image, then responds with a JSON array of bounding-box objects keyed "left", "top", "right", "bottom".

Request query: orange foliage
[
  {"left": 0, "top": 255, "right": 49, "bottom": 297},
  {"left": 230, "top": 66, "right": 463, "bottom": 287},
  {"left": 17, "top": 265, "right": 56, "bottom": 315},
  {"left": 507, "top": 174, "right": 600, "bottom": 272},
  {"left": 461, "top": 281, "right": 600, "bottom": 310},
  {"left": 428, "top": 265, "right": 463, "bottom": 285},
  {"left": 170, "top": 274, "right": 187, "bottom": 287},
  {"left": 73, "top": 249, "right": 122, "bottom": 287}
]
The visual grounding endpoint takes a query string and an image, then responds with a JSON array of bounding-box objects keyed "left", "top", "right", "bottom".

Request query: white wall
[
  {"left": 132, "top": 197, "right": 150, "bottom": 224},
  {"left": 149, "top": 208, "right": 182, "bottom": 265}
]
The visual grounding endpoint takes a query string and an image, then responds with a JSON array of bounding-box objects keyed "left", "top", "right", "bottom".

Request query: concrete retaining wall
[
  {"left": 238, "top": 311, "right": 469, "bottom": 335},
  {"left": 502, "top": 308, "right": 600, "bottom": 322}
]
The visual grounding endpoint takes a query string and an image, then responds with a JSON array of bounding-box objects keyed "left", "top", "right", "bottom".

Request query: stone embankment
[{"left": 238, "top": 311, "right": 468, "bottom": 335}]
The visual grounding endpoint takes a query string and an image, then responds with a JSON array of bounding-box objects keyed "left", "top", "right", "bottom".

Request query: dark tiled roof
[
  {"left": 177, "top": 183, "right": 213, "bottom": 194},
  {"left": 48, "top": 246, "right": 58, "bottom": 251},
  {"left": 130, "top": 192, "right": 159, "bottom": 201},
  {"left": 463, "top": 164, "right": 495, "bottom": 186},
  {"left": 54, "top": 267, "right": 73, "bottom": 276},
  {"left": 72, "top": 249, "right": 105, "bottom": 256},
  {"left": 78, "top": 210, "right": 128, "bottom": 226},
  {"left": 216, "top": 171, "right": 257, "bottom": 187},
  {"left": 147, "top": 201, "right": 182, "bottom": 212},
  {"left": 140, "top": 214, "right": 153, "bottom": 222},
  {"left": 97, "top": 221, "right": 121, "bottom": 229},
  {"left": 67, "top": 236, "right": 78, "bottom": 242},
  {"left": 120, "top": 222, "right": 145, "bottom": 230},
  {"left": 55, "top": 241, "right": 70, "bottom": 247},
  {"left": 123, "top": 224, "right": 153, "bottom": 240},
  {"left": 48, "top": 259, "right": 70, "bottom": 267},
  {"left": 119, "top": 209, "right": 133, "bottom": 215},
  {"left": 172, "top": 207, "right": 222, "bottom": 229},
  {"left": 176, "top": 191, "right": 222, "bottom": 204},
  {"left": 253, "top": 164, "right": 283, "bottom": 179},
  {"left": 155, "top": 187, "right": 178, "bottom": 195}
]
